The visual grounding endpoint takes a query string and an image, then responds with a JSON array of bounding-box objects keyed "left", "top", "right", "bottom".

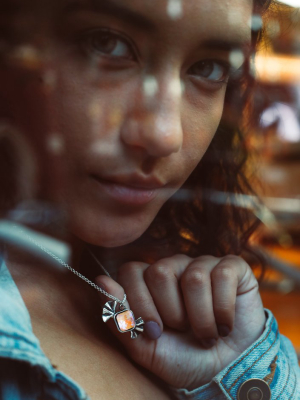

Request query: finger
[
  {"left": 95, "top": 274, "right": 161, "bottom": 366},
  {"left": 95, "top": 274, "right": 134, "bottom": 341},
  {"left": 95, "top": 274, "right": 129, "bottom": 309},
  {"left": 144, "top": 255, "right": 191, "bottom": 331},
  {"left": 211, "top": 255, "right": 253, "bottom": 337},
  {"left": 181, "top": 257, "right": 220, "bottom": 343},
  {"left": 117, "top": 262, "right": 163, "bottom": 340}
]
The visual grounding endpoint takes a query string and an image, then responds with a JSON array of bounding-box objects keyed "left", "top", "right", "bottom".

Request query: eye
[
  {"left": 188, "top": 60, "right": 230, "bottom": 83},
  {"left": 80, "top": 29, "right": 137, "bottom": 61}
]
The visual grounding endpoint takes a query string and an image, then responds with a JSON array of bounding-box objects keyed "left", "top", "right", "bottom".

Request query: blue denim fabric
[
  {"left": 0, "top": 256, "right": 299, "bottom": 400},
  {"left": 170, "top": 312, "right": 300, "bottom": 399},
  {"left": 0, "top": 258, "right": 89, "bottom": 400}
]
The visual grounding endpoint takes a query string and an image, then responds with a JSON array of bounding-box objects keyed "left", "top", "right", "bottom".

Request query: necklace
[{"left": 12, "top": 225, "right": 144, "bottom": 339}]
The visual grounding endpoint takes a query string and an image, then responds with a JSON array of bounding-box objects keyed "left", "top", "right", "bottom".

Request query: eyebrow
[
  {"left": 64, "top": 0, "right": 155, "bottom": 30},
  {"left": 200, "top": 38, "right": 252, "bottom": 53},
  {"left": 63, "top": 1, "right": 251, "bottom": 53}
]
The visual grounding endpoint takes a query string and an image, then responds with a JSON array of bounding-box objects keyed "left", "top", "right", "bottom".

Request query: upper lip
[{"left": 90, "top": 173, "right": 166, "bottom": 190}]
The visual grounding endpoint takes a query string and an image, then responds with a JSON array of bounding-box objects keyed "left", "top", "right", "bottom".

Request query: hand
[{"left": 95, "top": 255, "right": 266, "bottom": 390}]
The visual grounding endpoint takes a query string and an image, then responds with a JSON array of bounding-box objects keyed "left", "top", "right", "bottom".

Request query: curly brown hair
[
  {"left": 0, "top": 0, "right": 273, "bottom": 269},
  {"left": 132, "top": 0, "right": 273, "bottom": 263}
]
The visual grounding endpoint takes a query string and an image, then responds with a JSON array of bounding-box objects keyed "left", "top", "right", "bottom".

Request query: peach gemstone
[{"left": 116, "top": 310, "right": 136, "bottom": 332}]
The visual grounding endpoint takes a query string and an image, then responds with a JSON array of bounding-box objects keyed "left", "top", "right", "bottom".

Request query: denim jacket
[{"left": 0, "top": 257, "right": 299, "bottom": 400}]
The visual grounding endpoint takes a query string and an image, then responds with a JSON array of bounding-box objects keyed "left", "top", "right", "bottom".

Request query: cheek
[
  {"left": 52, "top": 78, "right": 127, "bottom": 166},
  {"left": 181, "top": 88, "right": 226, "bottom": 174}
]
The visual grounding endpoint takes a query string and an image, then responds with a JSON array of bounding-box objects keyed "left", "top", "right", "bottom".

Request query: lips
[{"left": 90, "top": 173, "right": 165, "bottom": 205}]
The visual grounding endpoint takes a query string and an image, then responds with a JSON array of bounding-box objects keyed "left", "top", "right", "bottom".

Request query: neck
[
  {"left": 5, "top": 241, "right": 104, "bottom": 338},
  {"left": 89, "top": 232, "right": 167, "bottom": 271}
]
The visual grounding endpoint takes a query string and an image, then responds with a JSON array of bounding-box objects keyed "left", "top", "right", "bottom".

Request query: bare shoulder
[
  {"left": 33, "top": 316, "right": 171, "bottom": 400},
  {"left": 6, "top": 259, "right": 171, "bottom": 400}
]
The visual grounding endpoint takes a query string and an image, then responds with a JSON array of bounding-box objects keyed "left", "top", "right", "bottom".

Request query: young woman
[{"left": 0, "top": 0, "right": 299, "bottom": 399}]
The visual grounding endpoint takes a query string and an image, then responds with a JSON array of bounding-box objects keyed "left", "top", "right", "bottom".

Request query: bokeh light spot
[
  {"left": 166, "top": 0, "right": 183, "bottom": 20},
  {"left": 10, "top": 45, "right": 43, "bottom": 70},
  {"left": 229, "top": 49, "right": 245, "bottom": 70},
  {"left": 143, "top": 75, "right": 159, "bottom": 97},
  {"left": 47, "top": 133, "right": 65, "bottom": 155},
  {"left": 266, "top": 19, "right": 281, "bottom": 38},
  {"left": 249, "top": 15, "right": 263, "bottom": 31}
]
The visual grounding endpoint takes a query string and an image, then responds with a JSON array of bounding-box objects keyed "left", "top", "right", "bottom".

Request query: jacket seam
[
  {"left": 0, "top": 332, "right": 38, "bottom": 347},
  {"left": 288, "top": 370, "right": 297, "bottom": 400},
  {"left": 275, "top": 359, "right": 290, "bottom": 400}
]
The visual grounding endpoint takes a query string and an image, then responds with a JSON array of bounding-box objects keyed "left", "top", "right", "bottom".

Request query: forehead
[
  {"left": 1, "top": 0, "right": 253, "bottom": 44},
  {"left": 70, "top": 0, "right": 252, "bottom": 38}
]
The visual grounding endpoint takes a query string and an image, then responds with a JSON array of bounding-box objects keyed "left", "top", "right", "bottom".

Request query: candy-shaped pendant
[{"left": 102, "top": 300, "right": 144, "bottom": 339}]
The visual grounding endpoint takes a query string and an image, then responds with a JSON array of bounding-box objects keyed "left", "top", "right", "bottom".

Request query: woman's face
[{"left": 2, "top": 0, "right": 252, "bottom": 247}]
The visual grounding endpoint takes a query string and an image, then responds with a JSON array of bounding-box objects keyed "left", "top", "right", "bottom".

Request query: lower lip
[{"left": 91, "top": 176, "right": 159, "bottom": 205}]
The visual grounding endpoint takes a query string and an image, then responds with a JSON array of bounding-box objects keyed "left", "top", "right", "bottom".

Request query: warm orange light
[{"left": 255, "top": 54, "right": 300, "bottom": 84}]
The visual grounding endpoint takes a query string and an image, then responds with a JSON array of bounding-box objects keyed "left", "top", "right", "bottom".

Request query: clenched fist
[{"left": 96, "top": 255, "right": 266, "bottom": 390}]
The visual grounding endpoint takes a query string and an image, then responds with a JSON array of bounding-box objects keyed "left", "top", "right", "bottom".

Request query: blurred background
[{"left": 250, "top": 0, "right": 300, "bottom": 362}]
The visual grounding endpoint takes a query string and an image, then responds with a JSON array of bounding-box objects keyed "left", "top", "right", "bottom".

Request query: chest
[{"left": 31, "top": 318, "right": 171, "bottom": 400}]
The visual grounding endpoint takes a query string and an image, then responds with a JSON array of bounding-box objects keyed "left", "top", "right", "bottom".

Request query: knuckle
[
  {"left": 222, "top": 254, "right": 248, "bottom": 268},
  {"left": 182, "top": 267, "right": 207, "bottom": 289},
  {"left": 223, "top": 254, "right": 241, "bottom": 262},
  {"left": 173, "top": 254, "right": 191, "bottom": 262},
  {"left": 212, "top": 265, "right": 235, "bottom": 281},
  {"left": 145, "top": 262, "right": 174, "bottom": 286}
]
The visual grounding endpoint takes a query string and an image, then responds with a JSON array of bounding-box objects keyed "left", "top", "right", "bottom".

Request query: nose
[{"left": 120, "top": 76, "right": 183, "bottom": 158}]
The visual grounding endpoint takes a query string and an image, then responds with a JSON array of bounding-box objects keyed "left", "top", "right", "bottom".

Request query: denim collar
[{"left": 0, "top": 257, "right": 88, "bottom": 399}]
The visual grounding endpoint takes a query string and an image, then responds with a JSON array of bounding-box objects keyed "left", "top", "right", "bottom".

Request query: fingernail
[
  {"left": 217, "top": 325, "right": 231, "bottom": 337},
  {"left": 202, "top": 338, "right": 217, "bottom": 349},
  {"left": 144, "top": 321, "right": 162, "bottom": 340}
]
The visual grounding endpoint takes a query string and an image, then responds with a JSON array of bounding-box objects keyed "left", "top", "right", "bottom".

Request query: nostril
[
  {"left": 157, "top": 133, "right": 182, "bottom": 155},
  {"left": 121, "top": 106, "right": 183, "bottom": 158}
]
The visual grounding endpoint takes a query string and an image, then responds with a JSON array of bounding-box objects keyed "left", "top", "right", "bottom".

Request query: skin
[
  {"left": 1, "top": 0, "right": 267, "bottom": 396},
  {"left": 97, "top": 255, "right": 265, "bottom": 389}
]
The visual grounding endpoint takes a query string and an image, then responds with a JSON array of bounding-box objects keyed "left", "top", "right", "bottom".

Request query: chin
[
  {"left": 92, "top": 232, "right": 144, "bottom": 248},
  {"left": 69, "top": 212, "right": 152, "bottom": 249},
  {"left": 75, "top": 228, "right": 145, "bottom": 248}
]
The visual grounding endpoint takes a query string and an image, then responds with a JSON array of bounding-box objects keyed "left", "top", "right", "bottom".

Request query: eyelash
[
  {"left": 79, "top": 28, "right": 138, "bottom": 62},
  {"left": 187, "top": 60, "right": 231, "bottom": 84},
  {"left": 78, "top": 28, "right": 233, "bottom": 85}
]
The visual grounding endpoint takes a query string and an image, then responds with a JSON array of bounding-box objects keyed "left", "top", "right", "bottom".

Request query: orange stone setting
[
  {"left": 115, "top": 310, "right": 136, "bottom": 332},
  {"left": 102, "top": 300, "right": 144, "bottom": 338}
]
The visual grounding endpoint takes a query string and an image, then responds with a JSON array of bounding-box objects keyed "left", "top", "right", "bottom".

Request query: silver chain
[{"left": 13, "top": 226, "right": 126, "bottom": 306}]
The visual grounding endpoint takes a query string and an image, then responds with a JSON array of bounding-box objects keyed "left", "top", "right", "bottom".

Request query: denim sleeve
[
  {"left": 0, "top": 358, "right": 90, "bottom": 400},
  {"left": 169, "top": 310, "right": 300, "bottom": 399}
]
